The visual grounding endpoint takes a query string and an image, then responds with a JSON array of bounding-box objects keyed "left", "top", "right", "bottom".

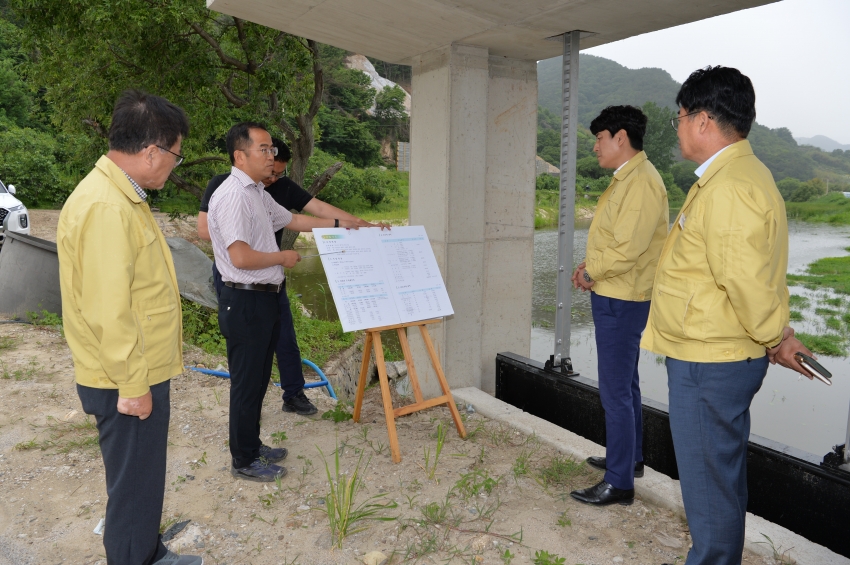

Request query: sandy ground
[{"left": 0, "top": 211, "right": 773, "bottom": 565}]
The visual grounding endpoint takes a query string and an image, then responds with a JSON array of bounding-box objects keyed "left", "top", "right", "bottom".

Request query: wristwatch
[
  {"left": 334, "top": 219, "right": 339, "bottom": 228},
  {"left": 583, "top": 271, "right": 593, "bottom": 283}
]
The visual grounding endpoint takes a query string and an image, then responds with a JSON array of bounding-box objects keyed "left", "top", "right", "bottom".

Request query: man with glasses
[
  {"left": 198, "top": 137, "right": 384, "bottom": 417},
  {"left": 642, "top": 67, "right": 815, "bottom": 565},
  {"left": 57, "top": 90, "right": 202, "bottom": 565},
  {"left": 207, "top": 122, "right": 371, "bottom": 481}
]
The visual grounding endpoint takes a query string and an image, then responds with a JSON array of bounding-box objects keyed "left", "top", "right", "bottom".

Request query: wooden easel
[{"left": 352, "top": 318, "right": 467, "bottom": 463}]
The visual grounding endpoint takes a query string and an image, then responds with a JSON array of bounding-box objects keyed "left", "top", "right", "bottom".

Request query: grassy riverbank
[{"left": 785, "top": 192, "right": 850, "bottom": 225}]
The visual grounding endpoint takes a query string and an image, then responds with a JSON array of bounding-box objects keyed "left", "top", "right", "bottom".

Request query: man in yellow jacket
[
  {"left": 57, "top": 91, "right": 202, "bottom": 565},
  {"left": 569, "top": 105, "right": 668, "bottom": 506},
  {"left": 641, "top": 67, "right": 814, "bottom": 565}
]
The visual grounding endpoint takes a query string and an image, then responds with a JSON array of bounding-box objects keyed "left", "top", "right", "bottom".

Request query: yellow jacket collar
[
  {"left": 94, "top": 155, "right": 144, "bottom": 204},
  {"left": 696, "top": 139, "right": 754, "bottom": 188},
  {"left": 613, "top": 151, "right": 648, "bottom": 182}
]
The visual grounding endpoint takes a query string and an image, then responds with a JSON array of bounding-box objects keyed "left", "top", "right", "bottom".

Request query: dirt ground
[
  {"left": 0, "top": 323, "right": 779, "bottom": 565},
  {"left": 0, "top": 211, "right": 772, "bottom": 565}
]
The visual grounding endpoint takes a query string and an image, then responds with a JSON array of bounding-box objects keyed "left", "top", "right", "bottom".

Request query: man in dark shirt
[{"left": 198, "top": 138, "right": 385, "bottom": 416}]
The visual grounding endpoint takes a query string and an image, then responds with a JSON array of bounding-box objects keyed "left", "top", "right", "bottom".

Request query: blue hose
[{"left": 186, "top": 359, "right": 337, "bottom": 400}]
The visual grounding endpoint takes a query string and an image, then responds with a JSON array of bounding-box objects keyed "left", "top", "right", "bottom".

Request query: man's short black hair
[
  {"left": 589, "top": 106, "right": 647, "bottom": 150},
  {"left": 675, "top": 66, "right": 756, "bottom": 138},
  {"left": 108, "top": 90, "right": 189, "bottom": 154},
  {"left": 272, "top": 137, "right": 291, "bottom": 163},
  {"left": 226, "top": 121, "right": 268, "bottom": 165}
]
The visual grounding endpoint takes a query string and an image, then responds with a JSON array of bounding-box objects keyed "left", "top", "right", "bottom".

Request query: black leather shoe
[
  {"left": 586, "top": 456, "right": 644, "bottom": 478},
  {"left": 570, "top": 480, "right": 634, "bottom": 506}
]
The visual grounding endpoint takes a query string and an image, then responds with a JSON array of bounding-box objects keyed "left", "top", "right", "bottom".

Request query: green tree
[
  {"left": 317, "top": 106, "right": 382, "bottom": 168},
  {"left": 670, "top": 161, "right": 698, "bottom": 192},
  {"left": 776, "top": 177, "right": 802, "bottom": 201},
  {"left": 641, "top": 101, "right": 678, "bottom": 172},
  {"left": 576, "top": 155, "right": 604, "bottom": 179},
  {"left": 11, "top": 0, "right": 328, "bottom": 194}
]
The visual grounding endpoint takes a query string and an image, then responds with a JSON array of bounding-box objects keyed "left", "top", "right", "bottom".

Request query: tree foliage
[
  {"left": 641, "top": 102, "right": 678, "bottom": 172},
  {"left": 11, "top": 0, "right": 322, "bottom": 194}
]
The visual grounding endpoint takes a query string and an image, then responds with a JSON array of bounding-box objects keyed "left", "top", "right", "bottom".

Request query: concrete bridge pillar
[{"left": 408, "top": 44, "right": 537, "bottom": 395}]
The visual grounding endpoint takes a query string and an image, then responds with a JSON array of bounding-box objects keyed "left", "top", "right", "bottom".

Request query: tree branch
[
  {"left": 186, "top": 20, "right": 251, "bottom": 73},
  {"left": 306, "top": 39, "right": 323, "bottom": 120},
  {"left": 305, "top": 161, "right": 343, "bottom": 197},
  {"left": 219, "top": 73, "right": 248, "bottom": 107},
  {"left": 82, "top": 118, "right": 107, "bottom": 138},
  {"left": 168, "top": 172, "right": 204, "bottom": 200},
  {"left": 232, "top": 17, "right": 257, "bottom": 72}
]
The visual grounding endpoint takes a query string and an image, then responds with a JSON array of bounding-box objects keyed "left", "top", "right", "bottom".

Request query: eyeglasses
[
  {"left": 670, "top": 111, "right": 713, "bottom": 131},
  {"left": 157, "top": 146, "right": 184, "bottom": 166},
  {"left": 242, "top": 147, "right": 279, "bottom": 157}
]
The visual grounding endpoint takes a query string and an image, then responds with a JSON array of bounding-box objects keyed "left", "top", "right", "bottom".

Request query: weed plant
[
  {"left": 318, "top": 444, "right": 397, "bottom": 548},
  {"left": 533, "top": 550, "right": 566, "bottom": 565},
  {"left": 424, "top": 421, "right": 447, "bottom": 479},
  {"left": 26, "top": 309, "right": 62, "bottom": 327},
  {"left": 322, "top": 402, "right": 353, "bottom": 423},
  {"left": 15, "top": 415, "right": 99, "bottom": 454},
  {"left": 537, "top": 454, "right": 592, "bottom": 490},
  {"left": 0, "top": 335, "right": 17, "bottom": 351}
]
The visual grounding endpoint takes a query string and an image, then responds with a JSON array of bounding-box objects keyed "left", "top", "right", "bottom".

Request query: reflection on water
[
  {"left": 531, "top": 220, "right": 850, "bottom": 457},
  {"left": 287, "top": 220, "right": 850, "bottom": 457}
]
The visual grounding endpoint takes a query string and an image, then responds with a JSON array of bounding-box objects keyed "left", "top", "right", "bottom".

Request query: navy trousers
[
  {"left": 667, "top": 356, "right": 768, "bottom": 565},
  {"left": 218, "top": 284, "right": 280, "bottom": 468},
  {"left": 77, "top": 381, "right": 171, "bottom": 565},
  {"left": 591, "top": 292, "right": 650, "bottom": 490},
  {"left": 213, "top": 263, "right": 304, "bottom": 401}
]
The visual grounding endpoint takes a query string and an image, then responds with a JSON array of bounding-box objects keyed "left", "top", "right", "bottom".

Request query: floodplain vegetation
[{"left": 788, "top": 249, "right": 850, "bottom": 356}]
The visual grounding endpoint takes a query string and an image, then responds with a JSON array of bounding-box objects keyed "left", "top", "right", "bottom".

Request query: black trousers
[
  {"left": 218, "top": 284, "right": 281, "bottom": 468},
  {"left": 213, "top": 263, "right": 304, "bottom": 400},
  {"left": 77, "top": 381, "right": 170, "bottom": 565}
]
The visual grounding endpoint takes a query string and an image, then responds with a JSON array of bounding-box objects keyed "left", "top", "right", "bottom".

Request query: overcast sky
[{"left": 584, "top": 0, "right": 850, "bottom": 145}]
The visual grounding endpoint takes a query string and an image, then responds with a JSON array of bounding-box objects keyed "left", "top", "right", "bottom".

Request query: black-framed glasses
[
  {"left": 242, "top": 147, "right": 279, "bottom": 157},
  {"left": 157, "top": 145, "right": 184, "bottom": 166},
  {"left": 670, "top": 111, "right": 713, "bottom": 131}
]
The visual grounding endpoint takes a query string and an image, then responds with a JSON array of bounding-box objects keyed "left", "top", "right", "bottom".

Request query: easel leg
[
  {"left": 373, "top": 333, "right": 402, "bottom": 463},
  {"left": 396, "top": 327, "right": 424, "bottom": 404},
  {"left": 352, "top": 332, "right": 373, "bottom": 423},
  {"left": 419, "top": 325, "right": 467, "bottom": 439}
]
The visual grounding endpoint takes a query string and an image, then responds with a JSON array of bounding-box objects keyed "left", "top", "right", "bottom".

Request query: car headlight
[
  {"left": 20, "top": 214, "right": 28, "bottom": 228},
  {"left": 8, "top": 205, "right": 23, "bottom": 212}
]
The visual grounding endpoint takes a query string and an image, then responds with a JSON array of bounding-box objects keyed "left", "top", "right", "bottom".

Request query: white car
[{"left": 0, "top": 178, "right": 31, "bottom": 246}]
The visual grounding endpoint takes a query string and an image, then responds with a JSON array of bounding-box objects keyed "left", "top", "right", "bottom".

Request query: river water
[{"left": 288, "top": 220, "right": 850, "bottom": 458}]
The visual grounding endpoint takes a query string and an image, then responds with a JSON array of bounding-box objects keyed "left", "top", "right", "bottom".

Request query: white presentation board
[{"left": 313, "top": 226, "right": 454, "bottom": 332}]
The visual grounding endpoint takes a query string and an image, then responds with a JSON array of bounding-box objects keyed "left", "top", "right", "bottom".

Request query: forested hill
[
  {"left": 538, "top": 54, "right": 679, "bottom": 126},
  {"left": 537, "top": 54, "right": 850, "bottom": 186}
]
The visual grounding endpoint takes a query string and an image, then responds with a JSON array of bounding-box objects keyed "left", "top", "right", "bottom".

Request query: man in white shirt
[{"left": 208, "top": 121, "right": 360, "bottom": 481}]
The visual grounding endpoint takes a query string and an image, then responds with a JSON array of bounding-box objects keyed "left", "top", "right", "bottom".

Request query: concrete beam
[{"left": 206, "top": 0, "right": 778, "bottom": 63}]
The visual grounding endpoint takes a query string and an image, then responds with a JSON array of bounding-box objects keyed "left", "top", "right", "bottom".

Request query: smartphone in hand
[{"left": 794, "top": 352, "right": 832, "bottom": 386}]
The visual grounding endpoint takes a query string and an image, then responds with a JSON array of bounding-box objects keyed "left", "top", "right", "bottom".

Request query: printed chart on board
[{"left": 313, "top": 226, "right": 454, "bottom": 332}]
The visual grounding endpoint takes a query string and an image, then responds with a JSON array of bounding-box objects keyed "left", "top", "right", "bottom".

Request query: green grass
[
  {"left": 534, "top": 190, "right": 597, "bottom": 229},
  {"left": 347, "top": 170, "right": 409, "bottom": 224},
  {"left": 182, "top": 291, "right": 356, "bottom": 367},
  {"left": 795, "top": 333, "right": 847, "bottom": 357},
  {"left": 789, "top": 310, "right": 804, "bottom": 322},
  {"left": 785, "top": 192, "right": 850, "bottom": 225},
  {"left": 788, "top": 294, "right": 810, "bottom": 308},
  {"left": 787, "top": 251, "right": 850, "bottom": 295}
]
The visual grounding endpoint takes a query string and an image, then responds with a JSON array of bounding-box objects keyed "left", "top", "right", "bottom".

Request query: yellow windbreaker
[
  {"left": 640, "top": 140, "right": 789, "bottom": 362},
  {"left": 57, "top": 156, "right": 183, "bottom": 397},
  {"left": 585, "top": 151, "right": 669, "bottom": 302}
]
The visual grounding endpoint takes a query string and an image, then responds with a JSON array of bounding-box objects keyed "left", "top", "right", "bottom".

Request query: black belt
[{"left": 223, "top": 281, "right": 282, "bottom": 293}]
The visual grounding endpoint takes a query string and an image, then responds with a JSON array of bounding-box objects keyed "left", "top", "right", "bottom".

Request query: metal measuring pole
[{"left": 545, "top": 30, "right": 580, "bottom": 376}]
